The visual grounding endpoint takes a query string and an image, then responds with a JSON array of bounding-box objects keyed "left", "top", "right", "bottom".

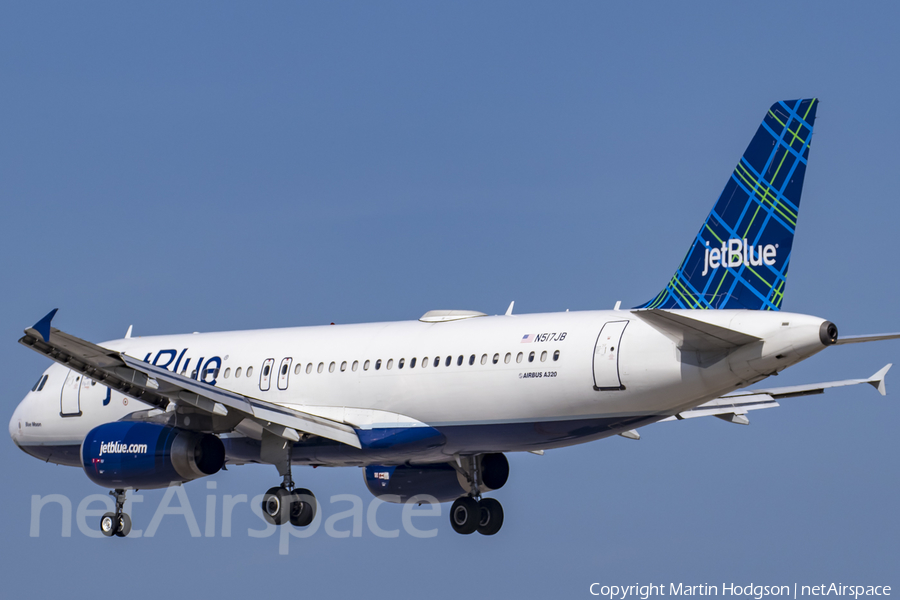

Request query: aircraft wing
[
  {"left": 19, "top": 310, "right": 361, "bottom": 448},
  {"left": 660, "top": 364, "right": 891, "bottom": 424}
]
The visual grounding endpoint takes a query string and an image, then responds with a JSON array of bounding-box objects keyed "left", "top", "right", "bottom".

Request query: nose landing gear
[{"left": 100, "top": 488, "right": 132, "bottom": 538}]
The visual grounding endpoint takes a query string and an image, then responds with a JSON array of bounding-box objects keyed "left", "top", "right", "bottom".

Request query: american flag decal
[{"left": 521, "top": 334, "right": 533, "bottom": 343}]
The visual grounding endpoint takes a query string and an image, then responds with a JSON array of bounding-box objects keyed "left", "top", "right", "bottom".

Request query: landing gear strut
[
  {"left": 100, "top": 488, "right": 132, "bottom": 538},
  {"left": 260, "top": 434, "right": 317, "bottom": 527},
  {"left": 450, "top": 454, "right": 505, "bottom": 536}
]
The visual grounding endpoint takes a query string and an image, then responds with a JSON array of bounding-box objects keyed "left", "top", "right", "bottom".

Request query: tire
[
  {"left": 262, "top": 486, "right": 291, "bottom": 525},
  {"left": 449, "top": 496, "right": 479, "bottom": 535},
  {"left": 100, "top": 512, "right": 117, "bottom": 537},
  {"left": 289, "top": 488, "right": 317, "bottom": 527},
  {"left": 115, "top": 513, "right": 132, "bottom": 537},
  {"left": 476, "top": 498, "right": 504, "bottom": 536}
]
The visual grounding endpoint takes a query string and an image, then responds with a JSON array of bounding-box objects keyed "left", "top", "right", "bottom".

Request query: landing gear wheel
[
  {"left": 115, "top": 513, "right": 132, "bottom": 537},
  {"left": 262, "top": 486, "right": 293, "bottom": 525},
  {"left": 476, "top": 497, "right": 503, "bottom": 536},
  {"left": 100, "top": 512, "right": 117, "bottom": 537},
  {"left": 289, "top": 488, "right": 317, "bottom": 527},
  {"left": 450, "top": 497, "right": 479, "bottom": 534}
]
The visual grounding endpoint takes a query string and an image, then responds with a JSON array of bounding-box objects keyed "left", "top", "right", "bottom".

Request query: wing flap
[{"left": 662, "top": 364, "right": 892, "bottom": 423}]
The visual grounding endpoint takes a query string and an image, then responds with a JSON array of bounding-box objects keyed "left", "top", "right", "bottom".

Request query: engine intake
[{"left": 81, "top": 421, "right": 225, "bottom": 489}]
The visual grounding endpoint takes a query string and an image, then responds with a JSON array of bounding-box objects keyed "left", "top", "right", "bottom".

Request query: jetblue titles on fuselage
[{"left": 144, "top": 348, "right": 222, "bottom": 386}]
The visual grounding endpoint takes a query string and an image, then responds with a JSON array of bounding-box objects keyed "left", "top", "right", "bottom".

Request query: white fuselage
[{"left": 9, "top": 309, "right": 831, "bottom": 467}]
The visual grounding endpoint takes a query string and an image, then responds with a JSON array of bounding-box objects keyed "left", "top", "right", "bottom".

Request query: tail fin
[{"left": 638, "top": 98, "right": 819, "bottom": 311}]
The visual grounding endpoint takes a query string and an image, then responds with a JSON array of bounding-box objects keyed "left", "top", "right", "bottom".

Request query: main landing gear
[
  {"left": 261, "top": 470, "right": 318, "bottom": 527},
  {"left": 100, "top": 488, "right": 132, "bottom": 538},
  {"left": 450, "top": 496, "right": 504, "bottom": 536},
  {"left": 258, "top": 426, "right": 317, "bottom": 528},
  {"left": 449, "top": 454, "right": 505, "bottom": 536}
]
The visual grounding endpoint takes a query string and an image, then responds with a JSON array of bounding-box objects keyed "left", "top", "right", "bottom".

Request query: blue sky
[{"left": 2, "top": 2, "right": 898, "bottom": 597}]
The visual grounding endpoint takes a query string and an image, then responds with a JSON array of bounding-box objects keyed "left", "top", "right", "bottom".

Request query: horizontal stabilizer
[
  {"left": 835, "top": 332, "right": 900, "bottom": 345},
  {"left": 631, "top": 309, "right": 761, "bottom": 352}
]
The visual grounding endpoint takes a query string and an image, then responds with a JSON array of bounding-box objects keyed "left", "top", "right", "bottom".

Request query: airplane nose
[{"left": 9, "top": 400, "right": 23, "bottom": 443}]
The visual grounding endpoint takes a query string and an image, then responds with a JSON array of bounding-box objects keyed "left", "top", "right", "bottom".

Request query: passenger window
[
  {"left": 224, "top": 368, "right": 231, "bottom": 378},
  {"left": 468, "top": 354, "right": 475, "bottom": 365},
  {"left": 247, "top": 366, "right": 254, "bottom": 377},
  {"left": 364, "top": 360, "right": 371, "bottom": 371},
  {"left": 553, "top": 350, "right": 560, "bottom": 361},
  {"left": 434, "top": 357, "right": 441, "bottom": 367},
  {"left": 504, "top": 353, "right": 511, "bottom": 364},
  {"left": 293, "top": 364, "right": 300, "bottom": 375},
  {"left": 529, "top": 351, "right": 535, "bottom": 362},
  {"left": 352, "top": 360, "right": 359, "bottom": 372},
  {"left": 410, "top": 357, "right": 417, "bottom": 368},
  {"left": 341, "top": 361, "right": 347, "bottom": 372},
  {"left": 375, "top": 359, "right": 382, "bottom": 370},
  {"left": 516, "top": 352, "right": 523, "bottom": 363},
  {"left": 329, "top": 362, "right": 336, "bottom": 373},
  {"left": 493, "top": 353, "right": 499, "bottom": 364},
  {"left": 306, "top": 363, "right": 313, "bottom": 374},
  {"left": 481, "top": 354, "right": 487, "bottom": 365},
  {"left": 541, "top": 351, "right": 547, "bottom": 362},
  {"left": 317, "top": 363, "right": 324, "bottom": 374},
  {"left": 445, "top": 356, "right": 452, "bottom": 367},
  {"left": 422, "top": 357, "right": 428, "bottom": 367},
  {"left": 398, "top": 358, "right": 405, "bottom": 369},
  {"left": 235, "top": 367, "right": 242, "bottom": 378},
  {"left": 387, "top": 359, "right": 394, "bottom": 370}
]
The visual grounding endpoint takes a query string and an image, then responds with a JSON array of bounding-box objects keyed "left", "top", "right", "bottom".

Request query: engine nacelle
[
  {"left": 364, "top": 453, "right": 509, "bottom": 503},
  {"left": 81, "top": 422, "right": 225, "bottom": 489}
]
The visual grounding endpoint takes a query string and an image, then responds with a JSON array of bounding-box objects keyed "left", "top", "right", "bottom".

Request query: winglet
[
  {"left": 868, "top": 363, "right": 891, "bottom": 396},
  {"left": 29, "top": 309, "right": 58, "bottom": 342}
]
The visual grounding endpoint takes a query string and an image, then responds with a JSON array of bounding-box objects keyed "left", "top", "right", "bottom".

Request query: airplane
[{"left": 9, "top": 98, "right": 900, "bottom": 539}]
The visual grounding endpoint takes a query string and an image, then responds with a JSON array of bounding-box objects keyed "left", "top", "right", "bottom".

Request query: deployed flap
[
  {"left": 661, "top": 364, "right": 892, "bottom": 422},
  {"left": 19, "top": 310, "right": 361, "bottom": 448},
  {"left": 723, "top": 363, "right": 891, "bottom": 398},
  {"left": 631, "top": 309, "right": 761, "bottom": 351},
  {"left": 659, "top": 393, "right": 779, "bottom": 421}
]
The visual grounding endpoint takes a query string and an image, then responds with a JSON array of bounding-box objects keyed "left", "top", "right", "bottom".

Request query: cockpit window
[{"left": 31, "top": 375, "right": 43, "bottom": 392}]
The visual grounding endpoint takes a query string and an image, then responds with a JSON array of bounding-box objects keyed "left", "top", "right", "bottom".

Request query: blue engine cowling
[
  {"left": 81, "top": 422, "right": 225, "bottom": 489},
  {"left": 364, "top": 454, "right": 509, "bottom": 503}
]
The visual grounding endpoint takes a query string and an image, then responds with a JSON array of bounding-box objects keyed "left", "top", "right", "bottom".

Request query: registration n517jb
[{"left": 10, "top": 99, "right": 898, "bottom": 538}]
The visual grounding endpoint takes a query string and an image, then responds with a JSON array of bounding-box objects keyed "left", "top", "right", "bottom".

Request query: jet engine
[
  {"left": 364, "top": 453, "right": 509, "bottom": 503},
  {"left": 81, "top": 421, "right": 225, "bottom": 489}
]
